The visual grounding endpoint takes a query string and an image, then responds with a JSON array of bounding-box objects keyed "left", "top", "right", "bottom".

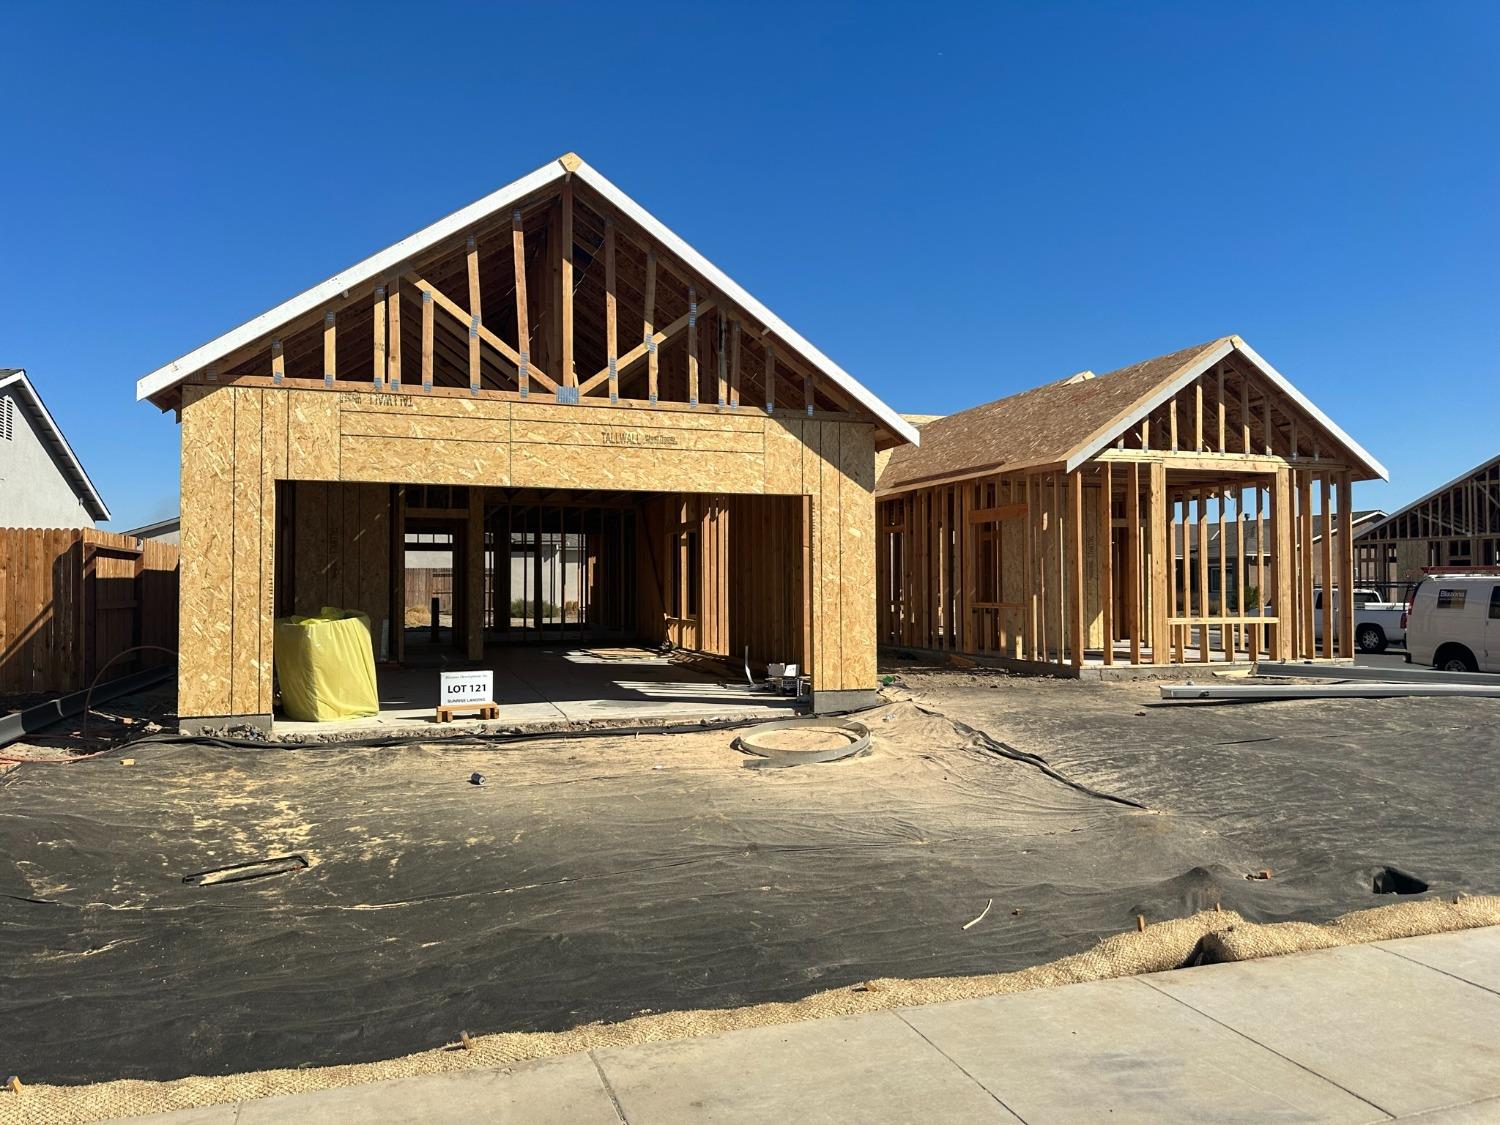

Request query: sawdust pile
[{"left": 8, "top": 896, "right": 1498, "bottom": 1125}]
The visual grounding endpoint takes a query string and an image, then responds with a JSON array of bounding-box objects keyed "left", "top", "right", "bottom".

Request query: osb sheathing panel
[
  {"left": 287, "top": 392, "right": 339, "bottom": 480},
  {"left": 764, "top": 416, "right": 804, "bottom": 495},
  {"left": 178, "top": 385, "right": 236, "bottom": 718},
  {"left": 290, "top": 481, "right": 390, "bottom": 651},
  {"left": 178, "top": 385, "right": 882, "bottom": 715},
  {"left": 230, "top": 389, "right": 264, "bottom": 716},
  {"left": 838, "top": 423, "right": 876, "bottom": 690}
]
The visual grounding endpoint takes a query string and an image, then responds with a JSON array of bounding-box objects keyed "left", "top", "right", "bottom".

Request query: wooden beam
[
  {"left": 968, "top": 502, "right": 1028, "bottom": 524},
  {"left": 604, "top": 217, "right": 618, "bottom": 402},
  {"left": 1194, "top": 382, "right": 1204, "bottom": 452},
  {"left": 322, "top": 310, "right": 335, "bottom": 388},
  {"left": 643, "top": 249, "right": 658, "bottom": 403},
  {"left": 1196, "top": 492, "right": 1210, "bottom": 663},
  {"left": 687, "top": 285, "right": 700, "bottom": 406},
  {"left": 1149, "top": 462, "right": 1169, "bottom": 663},
  {"left": 1100, "top": 463, "right": 1114, "bottom": 665},
  {"left": 1219, "top": 488, "right": 1230, "bottom": 660},
  {"left": 560, "top": 179, "right": 575, "bottom": 388},
  {"left": 1321, "top": 473, "right": 1334, "bottom": 658},
  {"left": 407, "top": 274, "right": 559, "bottom": 391},
  {"left": 1240, "top": 376, "right": 1251, "bottom": 454},
  {"left": 373, "top": 286, "right": 387, "bottom": 390},
  {"left": 512, "top": 209, "right": 531, "bottom": 398},
  {"left": 764, "top": 342, "right": 776, "bottom": 413},
  {"left": 1300, "top": 470, "right": 1315, "bottom": 658},
  {"left": 804, "top": 372, "right": 815, "bottom": 416},
  {"left": 420, "top": 291, "right": 433, "bottom": 393},
  {"left": 465, "top": 239, "right": 482, "bottom": 395},
  {"left": 1126, "top": 463, "right": 1141, "bottom": 664},
  {"left": 1216, "top": 367, "right": 1226, "bottom": 453},
  {"left": 729, "top": 319, "right": 741, "bottom": 409},
  {"left": 1338, "top": 473, "right": 1355, "bottom": 657},
  {"left": 387, "top": 282, "right": 401, "bottom": 390},
  {"left": 1169, "top": 397, "right": 1179, "bottom": 451},
  {"left": 579, "top": 300, "right": 715, "bottom": 395},
  {"left": 1069, "top": 471, "right": 1084, "bottom": 666}
]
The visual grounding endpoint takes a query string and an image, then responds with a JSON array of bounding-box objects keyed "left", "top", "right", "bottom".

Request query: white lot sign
[{"left": 440, "top": 669, "right": 494, "bottom": 707}]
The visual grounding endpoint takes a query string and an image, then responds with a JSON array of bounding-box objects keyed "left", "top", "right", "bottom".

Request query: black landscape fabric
[{"left": 2, "top": 697, "right": 1493, "bottom": 1085}]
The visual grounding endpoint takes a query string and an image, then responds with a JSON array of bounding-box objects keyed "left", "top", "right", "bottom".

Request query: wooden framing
[
  {"left": 158, "top": 157, "right": 908, "bottom": 727},
  {"left": 876, "top": 343, "right": 1380, "bottom": 669},
  {"left": 1354, "top": 454, "right": 1500, "bottom": 592}
]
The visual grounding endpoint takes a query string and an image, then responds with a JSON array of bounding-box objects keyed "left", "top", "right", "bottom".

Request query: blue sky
[{"left": 3, "top": 2, "right": 1496, "bottom": 529}]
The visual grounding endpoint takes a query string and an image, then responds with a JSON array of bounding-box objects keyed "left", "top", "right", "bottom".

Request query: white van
[{"left": 1404, "top": 572, "right": 1500, "bottom": 672}]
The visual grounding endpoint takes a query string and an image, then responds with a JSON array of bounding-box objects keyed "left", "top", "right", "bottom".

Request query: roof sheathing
[
  {"left": 876, "top": 336, "right": 1387, "bottom": 496},
  {"left": 135, "top": 154, "right": 919, "bottom": 448}
]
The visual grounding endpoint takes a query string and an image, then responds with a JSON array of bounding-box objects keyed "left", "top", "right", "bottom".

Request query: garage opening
[{"left": 275, "top": 480, "right": 808, "bottom": 730}]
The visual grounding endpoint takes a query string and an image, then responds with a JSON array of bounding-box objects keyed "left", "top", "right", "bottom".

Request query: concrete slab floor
[
  {"left": 102, "top": 928, "right": 1500, "bottom": 1124},
  {"left": 273, "top": 645, "right": 797, "bottom": 737}
]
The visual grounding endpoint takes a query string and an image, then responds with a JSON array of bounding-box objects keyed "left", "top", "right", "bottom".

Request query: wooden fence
[{"left": 0, "top": 527, "right": 180, "bottom": 697}]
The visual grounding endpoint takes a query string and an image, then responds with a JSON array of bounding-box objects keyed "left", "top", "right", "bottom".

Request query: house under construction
[
  {"left": 137, "top": 154, "right": 917, "bottom": 730},
  {"left": 876, "top": 337, "right": 1387, "bottom": 668}
]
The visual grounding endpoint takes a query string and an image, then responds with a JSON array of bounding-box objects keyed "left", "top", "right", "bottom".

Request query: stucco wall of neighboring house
[{"left": 0, "top": 387, "right": 96, "bottom": 528}]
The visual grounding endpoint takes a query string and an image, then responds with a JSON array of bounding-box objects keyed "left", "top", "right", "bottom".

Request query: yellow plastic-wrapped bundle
[{"left": 273, "top": 607, "right": 379, "bottom": 722}]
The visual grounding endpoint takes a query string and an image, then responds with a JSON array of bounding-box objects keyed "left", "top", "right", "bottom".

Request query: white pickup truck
[{"left": 1312, "top": 587, "right": 1406, "bottom": 653}]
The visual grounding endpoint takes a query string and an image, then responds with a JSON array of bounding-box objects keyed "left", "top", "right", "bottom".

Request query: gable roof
[
  {"left": 134, "top": 153, "right": 918, "bottom": 447},
  {"left": 1355, "top": 453, "right": 1500, "bottom": 541},
  {"left": 0, "top": 369, "right": 111, "bottom": 521},
  {"left": 877, "top": 335, "right": 1386, "bottom": 495}
]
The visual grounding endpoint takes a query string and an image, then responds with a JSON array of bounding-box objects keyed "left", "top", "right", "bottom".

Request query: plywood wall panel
[
  {"left": 838, "top": 424, "right": 876, "bottom": 690},
  {"left": 340, "top": 436, "right": 512, "bottom": 486},
  {"left": 800, "top": 420, "right": 823, "bottom": 682},
  {"left": 817, "top": 423, "right": 843, "bottom": 689},
  {"left": 287, "top": 392, "right": 339, "bottom": 480},
  {"left": 177, "top": 384, "right": 884, "bottom": 718},
  {"left": 179, "top": 385, "right": 236, "bottom": 718},
  {"left": 764, "top": 416, "right": 803, "bottom": 495}
]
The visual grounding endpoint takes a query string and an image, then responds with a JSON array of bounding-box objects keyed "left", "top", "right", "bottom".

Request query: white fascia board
[
  {"left": 572, "top": 160, "right": 919, "bottom": 447},
  {"left": 1063, "top": 336, "right": 1388, "bottom": 481},
  {"left": 1230, "top": 337, "right": 1387, "bottom": 481},
  {"left": 135, "top": 161, "right": 567, "bottom": 402},
  {"left": 134, "top": 155, "right": 920, "bottom": 447},
  {"left": 1359, "top": 453, "right": 1500, "bottom": 538},
  {"left": 1, "top": 370, "right": 111, "bottom": 520},
  {"left": 1062, "top": 338, "right": 1236, "bottom": 472}
]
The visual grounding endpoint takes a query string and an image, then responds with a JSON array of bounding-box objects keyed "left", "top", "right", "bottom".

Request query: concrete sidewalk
[{"left": 113, "top": 927, "right": 1500, "bottom": 1124}]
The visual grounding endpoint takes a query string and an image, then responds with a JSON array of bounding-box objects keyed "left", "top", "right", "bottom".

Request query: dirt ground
[{"left": 4, "top": 664, "right": 1499, "bottom": 1095}]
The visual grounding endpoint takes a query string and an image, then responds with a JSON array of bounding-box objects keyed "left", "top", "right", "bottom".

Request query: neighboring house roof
[
  {"left": 124, "top": 515, "right": 181, "bottom": 539},
  {"left": 876, "top": 336, "right": 1387, "bottom": 495},
  {"left": 0, "top": 369, "right": 110, "bottom": 521},
  {"left": 1175, "top": 510, "right": 1386, "bottom": 559},
  {"left": 1354, "top": 453, "right": 1500, "bottom": 541},
  {"left": 134, "top": 153, "right": 919, "bottom": 448}
]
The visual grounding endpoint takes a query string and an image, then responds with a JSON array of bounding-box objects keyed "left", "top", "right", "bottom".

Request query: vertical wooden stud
[
  {"left": 1099, "top": 463, "right": 1114, "bottom": 665},
  {"left": 420, "top": 290, "right": 434, "bottom": 393},
  {"left": 560, "top": 181, "right": 575, "bottom": 390},
  {"left": 323, "top": 310, "right": 336, "bottom": 388},
  {"left": 1068, "top": 471, "right": 1084, "bottom": 666},
  {"left": 387, "top": 282, "right": 401, "bottom": 390},
  {"left": 1126, "top": 463, "right": 1141, "bottom": 664},
  {"left": 643, "top": 249, "right": 658, "bottom": 404},
  {"left": 373, "top": 286, "right": 386, "bottom": 390},
  {"left": 765, "top": 343, "right": 776, "bottom": 412},
  {"left": 686, "top": 284, "right": 699, "bottom": 406},
  {"left": 512, "top": 209, "right": 530, "bottom": 398},
  {"left": 729, "top": 319, "right": 741, "bottom": 408},
  {"left": 604, "top": 217, "right": 618, "bottom": 402}
]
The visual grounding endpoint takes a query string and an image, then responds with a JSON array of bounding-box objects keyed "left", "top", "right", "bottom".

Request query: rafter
[
  {"left": 407, "top": 273, "right": 560, "bottom": 392},
  {"left": 578, "top": 300, "right": 715, "bottom": 395}
]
